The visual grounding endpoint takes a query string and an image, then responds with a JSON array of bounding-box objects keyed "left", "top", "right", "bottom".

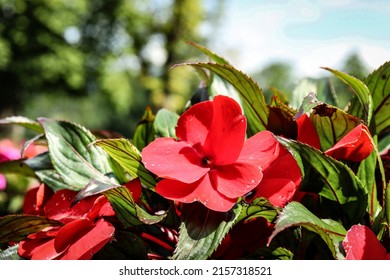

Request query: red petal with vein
[
  {"left": 142, "top": 138, "right": 209, "bottom": 183},
  {"left": 155, "top": 174, "right": 237, "bottom": 212},
  {"left": 23, "top": 184, "right": 54, "bottom": 215},
  {"left": 59, "top": 219, "right": 115, "bottom": 260},
  {"left": 124, "top": 178, "right": 142, "bottom": 203},
  {"left": 238, "top": 130, "right": 279, "bottom": 168},
  {"left": 253, "top": 144, "right": 302, "bottom": 207},
  {"left": 343, "top": 225, "right": 390, "bottom": 260},
  {"left": 21, "top": 238, "right": 64, "bottom": 260},
  {"left": 325, "top": 124, "right": 373, "bottom": 162},
  {"left": 203, "top": 95, "right": 247, "bottom": 165},
  {"left": 255, "top": 178, "right": 297, "bottom": 208},
  {"left": 44, "top": 189, "right": 96, "bottom": 223},
  {"left": 86, "top": 195, "right": 115, "bottom": 220},
  {"left": 211, "top": 163, "right": 262, "bottom": 198},
  {"left": 296, "top": 114, "right": 321, "bottom": 149},
  {"left": 54, "top": 218, "right": 94, "bottom": 253},
  {"left": 176, "top": 99, "right": 213, "bottom": 149}
]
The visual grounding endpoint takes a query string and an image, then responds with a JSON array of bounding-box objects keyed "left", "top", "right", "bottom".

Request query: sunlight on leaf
[
  {"left": 94, "top": 138, "right": 156, "bottom": 189},
  {"left": 173, "top": 203, "right": 241, "bottom": 260},
  {"left": 268, "top": 202, "right": 346, "bottom": 259}
]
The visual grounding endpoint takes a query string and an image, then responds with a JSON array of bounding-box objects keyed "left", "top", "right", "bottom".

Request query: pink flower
[
  {"left": 343, "top": 224, "right": 390, "bottom": 260},
  {"left": 0, "top": 139, "right": 21, "bottom": 191},
  {"left": 142, "top": 95, "right": 279, "bottom": 212}
]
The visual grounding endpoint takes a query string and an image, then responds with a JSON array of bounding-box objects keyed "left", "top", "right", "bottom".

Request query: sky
[{"left": 207, "top": 0, "right": 390, "bottom": 78}]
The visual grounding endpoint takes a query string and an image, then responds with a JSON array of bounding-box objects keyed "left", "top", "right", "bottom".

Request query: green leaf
[
  {"left": 0, "top": 116, "right": 43, "bottom": 133},
  {"left": 276, "top": 136, "right": 368, "bottom": 227},
  {"left": 290, "top": 79, "right": 321, "bottom": 110},
  {"left": 187, "top": 41, "right": 230, "bottom": 65},
  {"left": 173, "top": 203, "right": 241, "bottom": 260},
  {"left": 93, "top": 231, "right": 148, "bottom": 260},
  {"left": 238, "top": 198, "right": 279, "bottom": 223},
  {"left": 0, "top": 245, "right": 22, "bottom": 260},
  {"left": 357, "top": 147, "right": 383, "bottom": 225},
  {"left": 35, "top": 169, "right": 72, "bottom": 191},
  {"left": 0, "top": 159, "right": 37, "bottom": 178},
  {"left": 251, "top": 246, "right": 293, "bottom": 260},
  {"left": 153, "top": 108, "right": 179, "bottom": 138},
  {"left": 104, "top": 186, "right": 166, "bottom": 227},
  {"left": 181, "top": 62, "right": 269, "bottom": 136},
  {"left": 365, "top": 61, "right": 390, "bottom": 137},
  {"left": 74, "top": 178, "right": 120, "bottom": 204},
  {"left": 0, "top": 215, "right": 61, "bottom": 243},
  {"left": 94, "top": 138, "right": 156, "bottom": 189},
  {"left": 323, "top": 67, "right": 373, "bottom": 125},
  {"left": 310, "top": 103, "right": 363, "bottom": 151},
  {"left": 38, "top": 118, "right": 114, "bottom": 190},
  {"left": 133, "top": 106, "right": 155, "bottom": 151},
  {"left": 268, "top": 202, "right": 346, "bottom": 259},
  {"left": 293, "top": 92, "right": 323, "bottom": 120}
]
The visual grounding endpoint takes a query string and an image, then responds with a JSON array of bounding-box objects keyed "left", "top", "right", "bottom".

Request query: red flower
[
  {"left": 142, "top": 95, "right": 279, "bottom": 212},
  {"left": 252, "top": 141, "right": 303, "bottom": 208},
  {"left": 18, "top": 179, "right": 141, "bottom": 259},
  {"left": 296, "top": 114, "right": 373, "bottom": 162},
  {"left": 343, "top": 224, "right": 390, "bottom": 260}
]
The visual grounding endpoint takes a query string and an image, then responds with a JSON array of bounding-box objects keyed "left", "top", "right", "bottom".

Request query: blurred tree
[
  {"left": 0, "top": 0, "right": 224, "bottom": 137},
  {"left": 251, "top": 61, "right": 295, "bottom": 103},
  {"left": 341, "top": 52, "right": 369, "bottom": 80}
]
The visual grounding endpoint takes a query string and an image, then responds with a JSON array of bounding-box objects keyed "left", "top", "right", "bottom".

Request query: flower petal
[
  {"left": 155, "top": 174, "right": 237, "bottom": 212},
  {"left": 211, "top": 163, "right": 262, "bottom": 198},
  {"left": 255, "top": 178, "right": 297, "bottom": 208},
  {"left": 325, "top": 124, "right": 374, "bottom": 162},
  {"left": 44, "top": 189, "right": 96, "bottom": 223},
  {"left": 238, "top": 130, "right": 279, "bottom": 168},
  {"left": 343, "top": 225, "right": 390, "bottom": 260},
  {"left": 19, "top": 238, "right": 63, "bottom": 260},
  {"left": 59, "top": 219, "right": 115, "bottom": 260},
  {"left": 142, "top": 138, "right": 209, "bottom": 183},
  {"left": 176, "top": 99, "right": 213, "bottom": 149},
  {"left": 296, "top": 114, "right": 321, "bottom": 149},
  {"left": 203, "top": 95, "right": 247, "bottom": 165},
  {"left": 54, "top": 218, "right": 94, "bottom": 253},
  {"left": 253, "top": 143, "right": 302, "bottom": 207}
]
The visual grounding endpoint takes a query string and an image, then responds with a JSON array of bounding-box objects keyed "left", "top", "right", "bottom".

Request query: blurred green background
[{"left": 0, "top": 0, "right": 369, "bottom": 139}]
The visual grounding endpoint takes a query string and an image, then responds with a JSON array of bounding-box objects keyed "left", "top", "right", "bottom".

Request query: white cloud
[{"left": 208, "top": 0, "right": 390, "bottom": 78}]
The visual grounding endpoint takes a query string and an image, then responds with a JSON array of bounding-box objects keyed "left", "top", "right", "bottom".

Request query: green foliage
[
  {"left": 173, "top": 203, "right": 241, "bottom": 260},
  {"left": 0, "top": 215, "right": 61, "bottom": 243},
  {"left": 94, "top": 138, "right": 156, "bottom": 188},
  {"left": 276, "top": 136, "right": 368, "bottom": 228},
  {"left": 269, "top": 202, "right": 346, "bottom": 259}
]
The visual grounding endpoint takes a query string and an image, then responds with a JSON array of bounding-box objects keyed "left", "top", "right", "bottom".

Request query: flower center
[{"left": 201, "top": 157, "right": 213, "bottom": 167}]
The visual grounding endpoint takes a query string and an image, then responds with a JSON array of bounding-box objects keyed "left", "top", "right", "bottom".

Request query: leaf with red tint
[
  {"left": 325, "top": 124, "right": 374, "bottom": 162},
  {"left": 0, "top": 215, "right": 61, "bottom": 243},
  {"left": 343, "top": 224, "right": 390, "bottom": 260}
]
